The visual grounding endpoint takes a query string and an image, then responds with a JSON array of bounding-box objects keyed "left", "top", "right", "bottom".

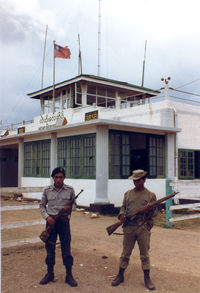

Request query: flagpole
[
  {"left": 53, "top": 40, "right": 56, "bottom": 113},
  {"left": 97, "top": 0, "right": 102, "bottom": 76},
  {"left": 78, "top": 34, "right": 82, "bottom": 75},
  {"left": 41, "top": 25, "right": 48, "bottom": 89},
  {"left": 141, "top": 40, "right": 147, "bottom": 87}
]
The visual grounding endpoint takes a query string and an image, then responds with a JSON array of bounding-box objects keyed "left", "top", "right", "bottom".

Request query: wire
[
  {"left": 168, "top": 95, "right": 200, "bottom": 105},
  {"left": 174, "top": 78, "right": 200, "bottom": 90},
  {"left": 170, "top": 88, "right": 200, "bottom": 97}
]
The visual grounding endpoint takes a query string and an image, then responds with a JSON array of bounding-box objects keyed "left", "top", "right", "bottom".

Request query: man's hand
[
  {"left": 119, "top": 214, "right": 126, "bottom": 224},
  {"left": 46, "top": 216, "right": 55, "bottom": 227}
]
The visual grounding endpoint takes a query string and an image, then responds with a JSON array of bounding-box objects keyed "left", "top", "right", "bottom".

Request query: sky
[{"left": 1, "top": 0, "right": 200, "bottom": 126}]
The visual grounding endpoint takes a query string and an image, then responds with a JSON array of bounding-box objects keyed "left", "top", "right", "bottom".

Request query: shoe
[
  {"left": 112, "top": 273, "right": 124, "bottom": 286},
  {"left": 39, "top": 273, "right": 54, "bottom": 285},
  {"left": 65, "top": 274, "right": 78, "bottom": 287},
  {"left": 144, "top": 270, "right": 156, "bottom": 290}
]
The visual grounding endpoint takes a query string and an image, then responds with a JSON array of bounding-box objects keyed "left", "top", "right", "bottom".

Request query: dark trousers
[{"left": 45, "top": 216, "right": 73, "bottom": 268}]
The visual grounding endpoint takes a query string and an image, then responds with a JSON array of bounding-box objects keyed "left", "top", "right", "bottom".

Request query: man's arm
[{"left": 39, "top": 189, "right": 55, "bottom": 227}]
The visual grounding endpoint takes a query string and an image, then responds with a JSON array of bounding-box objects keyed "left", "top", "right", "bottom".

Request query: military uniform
[
  {"left": 40, "top": 184, "right": 75, "bottom": 268},
  {"left": 119, "top": 187, "right": 157, "bottom": 270},
  {"left": 112, "top": 169, "right": 157, "bottom": 290},
  {"left": 39, "top": 168, "right": 78, "bottom": 287}
]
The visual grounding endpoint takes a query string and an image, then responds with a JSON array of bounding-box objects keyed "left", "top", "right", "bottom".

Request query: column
[
  {"left": 165, "top": 133, "right": 175, "bottom": 179},
  {"left": 81, "top": 83, "right": 87, "bottom": 105},
  {"left": 18, "top": 138, "right": 24, "bottom": 187},
  {"left": 50, "top": 132, "right": 57, "bottom": 172},
  {"left": 115, "top": 90, "right": 121, "bottom": 109},
  {"left": 95, "top": 125, "right": 109, "bottom": 203}
]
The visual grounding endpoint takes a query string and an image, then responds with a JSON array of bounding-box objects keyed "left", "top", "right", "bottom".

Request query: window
[
  {"left": 109, "top": 130, "right": 165, "bottom": 179},
  {"left": 58, "top": 134, "right": 96, "bottom": 178},
  {"left": 24, "top": 140, "right": 50, "bottom": 177},
  {"left": 109, "top": 132, "right": 130, "bottom": 178},
  {"left": 43, "top": 96, "right": 52, "bottom": 114},
  {"left": 148, "top": 136, "right": 165, "bottom": 178},
  {"left": 179, "top": 149, "right": 200, "bottom": 179},
  {"left": 75, "top": 83, "right": 82, "bottom": 105},
  {"left": 87, "top": 85, "right": 116, "bottom": 107}
]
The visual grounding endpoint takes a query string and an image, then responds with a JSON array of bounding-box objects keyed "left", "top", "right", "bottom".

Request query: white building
[{"left": 1, "top": 74, "right": 200, "bottom": 211}]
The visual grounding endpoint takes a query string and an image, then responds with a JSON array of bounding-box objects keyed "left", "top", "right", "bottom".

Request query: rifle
[
  {"left": 106, "top": 192, "right": 178, "bottom": 236},
  {"left": 39, "top": 189, "right": 84, "bottom": 243}
]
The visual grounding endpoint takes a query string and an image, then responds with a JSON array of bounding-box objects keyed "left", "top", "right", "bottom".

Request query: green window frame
[
  {"left": 109, "top": 130, "right": 165, "bottom": 179},
  {"left": 109, "top": 132, "right": 130, "bottom": 178},
  {"left": 24, "top": 140, "right": 50, "bottom": 177},
  {"left": 57, "top": 134, "right": 96, "bottom": 179},
  {"left": 148, "top": 135, "right": 165, "bottom": 178},
  {"left": 179, "top": 149, "right": 195, "bottom": 179}
]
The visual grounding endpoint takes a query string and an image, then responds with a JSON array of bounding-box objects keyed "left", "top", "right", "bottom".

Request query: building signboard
[
  {"left": 85, "top": 110, "right": 98, "bottom": 122},
  {"left": 38, "top": 111, "right": 67, "bottom": 130},
  {"left": 18, "top": 127, "right": 25, "bottom": 134}
]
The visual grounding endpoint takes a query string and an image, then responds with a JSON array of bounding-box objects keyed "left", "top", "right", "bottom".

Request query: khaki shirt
[
  {"left": 119, "top": 187, "right": 157, "bottom": 217},
  {"left": 39, "top": 184, "right": 75, "bottom": 220}
]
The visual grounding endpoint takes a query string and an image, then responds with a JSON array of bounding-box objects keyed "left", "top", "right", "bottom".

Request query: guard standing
[
  {"left": 112, "top": 169, "right": 157, "bottom": 290},
  {"left": 39, "top": 167, "right": 78, "bottom": 287}
]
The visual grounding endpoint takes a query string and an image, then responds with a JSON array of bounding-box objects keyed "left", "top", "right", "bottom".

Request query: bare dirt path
[{"left": 1, "top": 201, "right": 200, "bottom": 293}]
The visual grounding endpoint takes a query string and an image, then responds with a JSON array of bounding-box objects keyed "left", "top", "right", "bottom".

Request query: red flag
[{"left": 54, "top": 44, "right": 71, "bottom": 59}]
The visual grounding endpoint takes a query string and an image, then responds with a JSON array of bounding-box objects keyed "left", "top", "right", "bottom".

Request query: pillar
[
  {"left": 18, "top": 138, "right": 24, "bottom": 187},
  {"left": 165, "top": 133, "right": 175, "bottom": 179},
  {"left": 95, "top": 125, "right": 109, "bottom": 203},
  {"left": 50, "top": 132, "right": 57, "bottom": 172}
]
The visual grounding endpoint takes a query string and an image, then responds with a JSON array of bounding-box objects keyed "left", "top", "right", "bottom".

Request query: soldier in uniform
[
  {"left": 39, "top": 167, "right": 78, "bottom": 287},
  {"left": 112, "top": 169, "right": 157, "bottom": 290}
]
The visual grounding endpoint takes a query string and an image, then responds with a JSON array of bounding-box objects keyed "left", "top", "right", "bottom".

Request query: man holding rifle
[
  {"left": 112, "top": 169, "right": 157, "bottom": 290},
  {"left": 39, "top": 167, "right": 78, "bottom": 287}
]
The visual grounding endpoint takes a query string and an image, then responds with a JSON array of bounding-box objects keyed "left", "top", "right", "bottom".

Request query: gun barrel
[{"left": 106, "top": 221, "right": 122, "bottom": 236}]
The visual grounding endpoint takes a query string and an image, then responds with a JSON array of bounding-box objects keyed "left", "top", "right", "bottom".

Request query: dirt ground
[{"left": 1, "top": 199, "right": 200, "bottom": 293}]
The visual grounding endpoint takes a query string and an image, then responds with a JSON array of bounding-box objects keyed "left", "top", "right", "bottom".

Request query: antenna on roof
[
  {"left": 141, "top": 40, "right": 147, "bottom": 87},
  {"left": 97, "top": 0, "right": 102, "bottom": 76}
]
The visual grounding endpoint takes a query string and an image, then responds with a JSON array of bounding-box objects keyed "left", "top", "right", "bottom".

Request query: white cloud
[{"left": 1, "top": 0, "right": 200, "bottom": 125}]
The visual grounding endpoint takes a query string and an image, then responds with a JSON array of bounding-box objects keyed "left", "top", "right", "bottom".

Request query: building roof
[{"left": 27, "top": 74, "right": 160, "bottom": 99}]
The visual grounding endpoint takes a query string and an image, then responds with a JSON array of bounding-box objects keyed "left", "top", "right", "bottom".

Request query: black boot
[
  {"left": 65, "top": 266, "right": 78, "bottom": 287},
  {"left": 39, "top": 266, "right": 54, "bottom": 285},
  {"left": 112, "top": 267, "right": 125, "bottom": 286},
  {"left": 144, "top": 270, "right": 156, "bottom": 290}
]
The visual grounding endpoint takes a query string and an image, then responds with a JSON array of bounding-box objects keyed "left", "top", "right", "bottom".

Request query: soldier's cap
[
  {"left": 128, "top": 169, "right": 147, "bottom": 181},
  {"left": 51, "top": 167, "right": 65, "bottom": 177}
]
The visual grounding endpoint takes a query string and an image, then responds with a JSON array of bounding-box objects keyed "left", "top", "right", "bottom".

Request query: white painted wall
[
  {"left": 21, "top": 177, "right": 96, "bottom": 206},
  {"left": 108, "top": 179, "right": 166, "bottom": 207},
  {"left": 64, "top": 178, "right": 96, "bottom": 206},
  {"left": 171, "top": 102, "right": 200, "bottom": 149},
  {"left": 21, "top": 177, "right": 167, "bottom": 206}
]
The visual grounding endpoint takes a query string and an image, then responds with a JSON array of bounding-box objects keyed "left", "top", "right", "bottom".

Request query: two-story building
[{"left": 1, "top": 74, "right": 200, "bottom": 210}]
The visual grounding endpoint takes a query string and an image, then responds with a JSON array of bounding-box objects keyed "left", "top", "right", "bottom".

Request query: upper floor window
[
  {"left": 87, "top": 85, "right": 115, "bottom": 107},
  {"left": 44, "top": 96, "right": 52, "bottom": 114}
]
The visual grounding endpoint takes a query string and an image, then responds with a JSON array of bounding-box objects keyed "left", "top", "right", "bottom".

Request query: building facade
[{"left": 1, "top": 75, "right": 199, "bottom": 207}]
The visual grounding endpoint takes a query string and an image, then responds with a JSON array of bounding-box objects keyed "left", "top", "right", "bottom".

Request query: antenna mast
[
  {"left": 41, "top": 25, "right": 48, "bottom": 88},
  {"left": 78, "top": 34, "right": 83, "bottom": 75},
  {"left": 141, "top": 40, "right": 147, "bottom": 87},
  {"left": 98, "top": 0, "right": 102, "bottom": 76}
]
